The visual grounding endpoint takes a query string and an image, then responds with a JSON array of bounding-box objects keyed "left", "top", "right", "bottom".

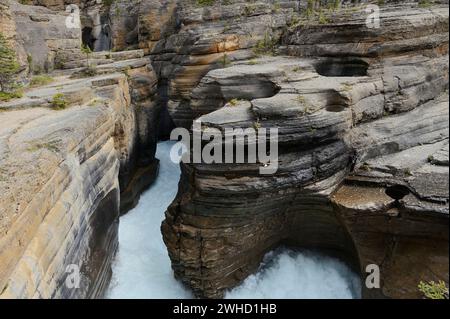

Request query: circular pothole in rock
[{"left": 385, "top": 184, "right": 411, "bottom": 201}]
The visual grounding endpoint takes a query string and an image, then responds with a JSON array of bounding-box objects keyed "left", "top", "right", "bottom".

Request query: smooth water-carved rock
[
  {"left": 0, "top": 74, "right": 129, "bottom": 298},
  {"left": 1, "top": 0, "right": 448, "bottom": 300},
  {"left": 148, "top": 0, "right": 301, "bottom": 128},
  {"left": 1, "top": 1, "right": 159, "bottom": 295},
  {"left": 162, "top": 2, "right": 449, "bottom": 298}
]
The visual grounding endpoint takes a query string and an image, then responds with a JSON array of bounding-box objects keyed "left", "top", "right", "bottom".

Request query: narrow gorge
[{"left": 0, "top": 0, "right": 448, "bottom": 300}]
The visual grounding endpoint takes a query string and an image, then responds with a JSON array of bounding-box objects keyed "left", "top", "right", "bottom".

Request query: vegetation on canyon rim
[
  {"left": 419, "top": 281, "right": 449, "bottom": 299},
  {"left": 51, "top": 93, "right": 67, "bottom": 110},
  {"left": 0, "top": 33, "right": 21, "bottom": 101}
]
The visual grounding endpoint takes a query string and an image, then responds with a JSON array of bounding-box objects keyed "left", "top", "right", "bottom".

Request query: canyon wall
[
  {"left": 0, "top": 0, "right": 29, "bottom": 85},
  {"left": 0, "top": 0, "right": 160, "bottom": 298},
  {"left": 161, "top": 1, "right": 449, "bottom": 298},
  {"left": 1, "top": 0, "right": 448, "bottom": 299}
]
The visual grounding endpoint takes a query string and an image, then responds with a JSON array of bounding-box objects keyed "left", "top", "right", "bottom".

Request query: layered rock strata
[
  {"left": 0, "top": 6, "right": 159, "bottom": 296},
  {"left": 0, "top": 73, "right": 127, "bottom": 298},
  {"left": 31, "top": 0, "right": 113, "bottom": 52},
  {"left": 9, "top": 1, "right": 81, "bottom": 73},
  {"left": 0, "top": 0, "right": 29, "bottom": 84},
  {"left": 162, "top": 2, "right": 449, "bottom": 298},
  {"left": 150, "top": 0, "right": 302, "bottom": 128}
]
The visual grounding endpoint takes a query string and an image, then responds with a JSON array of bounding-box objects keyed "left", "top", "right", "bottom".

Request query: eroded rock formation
[
  {"left": 1, "top": 0, "right": 448, "bottom": 300},
  {"left": 0, "top": 0, "right": 160, "bottom": 298},
  {"left": 161, "top": 1, "right": 449, "bottom": 298}
]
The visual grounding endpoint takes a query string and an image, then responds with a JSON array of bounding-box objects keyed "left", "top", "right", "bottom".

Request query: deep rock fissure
[
  {"left": 108, "top": 142, "right": 363, "bottom": 299},
  {"left": 1, "top": 0, "right": 448, "bottom": 300}
]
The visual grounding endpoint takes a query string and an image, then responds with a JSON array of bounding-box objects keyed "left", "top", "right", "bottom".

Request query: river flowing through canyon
[{"left": 106, "top": 141, "right": 361, "bottom": 299}]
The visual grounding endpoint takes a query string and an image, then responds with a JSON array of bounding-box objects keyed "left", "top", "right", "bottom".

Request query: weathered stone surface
[
  {"left": 10, "top": 0, "right": 81, "bottom": 73},
  {"left": 0, "top": 0, "right": 29, "bottom": 84},
  {"left": 0, "top": 73, "right": 129, "bottom": 298},
  {"left": 1, "top": 0, "right": 449, "bottom": 300},
  {"left": 161, "top": 2, "right": 449, "bottom": 299},
  {"left": 1, "top": 2, "right": 160, "bottom": 297},
  {"left": 148, "top": 0, "right": 301, "bottom": 128}
]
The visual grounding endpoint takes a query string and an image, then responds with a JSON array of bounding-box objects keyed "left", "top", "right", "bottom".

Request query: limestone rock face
[
  {"left": 1, "top": 2, "right": 159, "bottom": 297},
  {"left": 0, "top": 0, "right": 29, "bottom": 84},
  {"left": 93, "top": 0, "right": 300, "bottom": 127},
  {"left": 0, "top": 74, "right": 126, "bottom": 298},
  {"left": 109, "top": 0, "right": 178, "bottom": 53},
  {"left": 161, "top": 2, "right": 449, "bottom": 298},
  {"left": 1, "top": 0, "right": 449, "bottom": 300},
  {"left": 109, "top": 0, "right": 141, "bottom": 51},
  {"left": 31, "top": 1, "right": 113, "bottom": 52},
  {"left": 149, "top": 0, "right": 301, "bottom": 128},
  {"left": 10, "top": 1, "right": 81, "bottom": 73},
  {"left": 137, "top": 0, "right": 178, "bottom": 54},
  {"left": 0, "top": 53, "right": 160, "bottom": 297}
]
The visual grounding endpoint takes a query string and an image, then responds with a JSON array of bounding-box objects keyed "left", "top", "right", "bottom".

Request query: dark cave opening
[
  {"left": 82, "top": 27, "right": 95, "bottom": 51},
  {"left": 315, "top": 58, "right": 369, "bottom": 77}
]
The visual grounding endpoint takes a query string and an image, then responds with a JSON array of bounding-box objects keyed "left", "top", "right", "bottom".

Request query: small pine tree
[
  {"left": 0, "top": 33, "right": 20, "bottom": 92},
  {"left": 81, "top": 44, "right": 93, "bottom": 67}
]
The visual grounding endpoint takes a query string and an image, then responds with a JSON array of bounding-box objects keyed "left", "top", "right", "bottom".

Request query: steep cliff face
[
  {"left": 1, "top": 0, "right": 449, "bottom": 300},
  {"left": 0, "top": 0, "right": 160, "bottom": 297},
  {"left": 0, "top": 62, "right": 159, "bottom": 297},
  {"left": 0, "top": 0, "right": 29, "bottom": 85},
  {"left": 150, "top": 0, "right": 301, "bottom": 128},
  {"left": 0, "top": 74, "right": 126, "bottom": 298},
  {"left": 10, "top": 1, "right": 81, "bottom": 73},
  {"left": 161, "top": 2, "right": 449, "bottom": 298}
]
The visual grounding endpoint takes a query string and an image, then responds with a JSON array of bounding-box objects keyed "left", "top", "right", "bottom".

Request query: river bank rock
[
  {"left": 1, "top": 0, "right": 448, "bottom": 300},
  {"left": 161, "top": 1, "right": 449, "bottom": 298},
  {"left": 1, "top": 1, "right": 159, "bottom": 296}
]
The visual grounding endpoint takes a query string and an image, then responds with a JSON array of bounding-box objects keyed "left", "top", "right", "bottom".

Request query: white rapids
[{"left": 106, "top": 141, "right": 361, "bottom": 299}]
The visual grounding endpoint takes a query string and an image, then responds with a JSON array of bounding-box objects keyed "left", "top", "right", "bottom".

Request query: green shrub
[
  {"left": 419, "top": 281, "right": 449, "bottom": 299},
  {"left": 418, "top": 0, "right": 431, "bottom": 8},
  {"left": 51, "top": 93, "right": 67, "bottom": 110},
  {"left": 81, "top": 44, "right": 93, "bottom": 67},
  {"left": 253, "top": 30, "right": 278, "bottom": 56},
  {"left": 197, "top": 0, "right": 215, "bottom": 6},
  {"left": 30, "top": 75, "right": 54, "bottom": 87},
  {"left": 228, "top": 98, "right": 240, "bottom": 106},
  {"left": 70, "top": 65, "right": 98, "bottom": 79},
  {"left": 318, "top": 11, "right": 329, "bottom": 24},
  {"left": 0, "top": 33, "right": 20, "bottom": 92},
  {"left": 0, "top": 90, "right": 23, "bottom": 102},
  {"left": 102, "top": 0, "right": 116, "bottom": 6},
  {"left": 219, "top": 53, "right": 231, "bottom": 67}
]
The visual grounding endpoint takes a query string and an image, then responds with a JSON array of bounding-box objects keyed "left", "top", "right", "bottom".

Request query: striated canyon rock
[
  {"left": 0, "top": 54, "right": 160, "bottom": 296},
  {"left": 10, "top": 0, "right": 81, "bottom": 73},
  {"left": 161, "top": 1, "right": 449, "bottom": 298},
  {"left": 0, "top": 73, "right": 129, "bottom": 298},
  {"left": 149, "top": 0, "right": 302, "bottom": 128},
  {"left": 0, "top": 0, "right": 29, "bottom": 85},
  {"left": 1, "top": 0, "right": 449, "bottom": 300},
  {"left": 1, "top": 1, "right": 160, "bottom": 296}
]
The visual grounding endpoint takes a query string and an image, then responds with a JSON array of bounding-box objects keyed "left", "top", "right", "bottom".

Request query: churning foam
[{"left": 107, "top": 141, "right": 361, "bottom": 299}]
